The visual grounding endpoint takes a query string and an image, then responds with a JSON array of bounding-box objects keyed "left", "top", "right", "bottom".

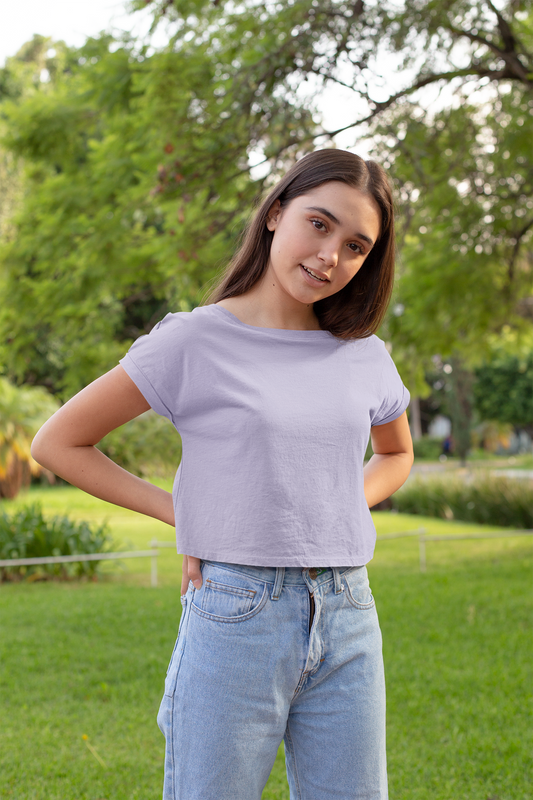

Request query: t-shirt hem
[
  {"left": 119, "top": 354, "right": 173, "bottom": 420},
  {"left": 371, "top": 392, "right": 411, "bottom": 426},
  {"left": 176, "top": 546, "right": 374, "bottom": 568}
]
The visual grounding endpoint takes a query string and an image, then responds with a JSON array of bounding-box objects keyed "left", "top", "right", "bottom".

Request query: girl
[{"left": 32, "top": 149, "right": 413, "bottom": 800}]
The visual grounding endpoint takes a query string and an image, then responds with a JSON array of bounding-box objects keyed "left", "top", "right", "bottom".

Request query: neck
[{"left": 219, "top": 273, "right": 321, "bottom": 331}]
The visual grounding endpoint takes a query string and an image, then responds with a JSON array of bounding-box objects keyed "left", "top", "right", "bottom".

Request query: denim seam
[
  {"left": 165, "top": 598, "right": 193, "bottom": 799},
  {"left": 190, "top": 584, "right": 268, "bottom": 623},
  {"left": 168, "top": 697, "right": 175, "bottom": 800},
  {"left": 164, "top": 645, "right": 186, "bottom": 698},
  {"left": 284, "top": 722, "right": 303, "bottom": 800},
  {"left": 318, "top": 590, "right": 325, "bottom": 658},
  {"left": 201, "top": 562, "right": 271, "bottom": 588},
  {"left": 165, "top": 634, "right": 181, "bottom": 677},
  {"left": 204, "top": 578, "right": 257, "bottom": 599},
  {"left": 344, "top": 584, "right": 376, "bottom": 610},
  {"left": 164, "top": 596, "right": 192, "bottom": 698},
  {"left": 343, "top": 567, "right": 376, "bottom": 610},
  {"left": 202, "top": 561, "right": 359, "bottom": 588}
]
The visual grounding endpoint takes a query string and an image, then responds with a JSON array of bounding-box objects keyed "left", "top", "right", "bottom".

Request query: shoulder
[
  {"left": 123, "top": 307, "right": 220, "bottom": 369},
  {"left": 341, "top": 334, "right": 393, "bottom": 364},
  {"left": 340, "top": 335, "right": 405, "bottom": 392},
  {"left": 153, "top": 305, "right": 214, "bottom": 334},
  {"left": 137, "top": 305, "right": 218, "bottom": 345}
]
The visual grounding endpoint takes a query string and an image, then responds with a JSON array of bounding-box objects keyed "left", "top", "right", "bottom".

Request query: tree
[
  {"left": 474, "top": 353, "right": 533, "bottom": 436},
  {"left": 0, "top": 1, "right": 531, "bottom": 398},
  {"left": 144, "top": 0, "right": 533, "bottom": 365},
  {"left": 0, "top": 378, "right": 59, "bottom": 498},
  {"left": 0, "top": 30, "right": 316, "bottom": 396}
]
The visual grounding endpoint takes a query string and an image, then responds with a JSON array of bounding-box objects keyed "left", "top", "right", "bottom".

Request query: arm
[
  {"left": 31, "top": 365, "right": 203, "bottom": 592},
  {"left": 31, "top": 365, "right": 175, "bottom": 523},
  {"left": 364, "top": 411, "right": 413, "bottom": 508}
]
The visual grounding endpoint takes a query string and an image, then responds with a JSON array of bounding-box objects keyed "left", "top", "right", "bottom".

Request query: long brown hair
[{"left": 207, "top": 149, "right": 395, "bottom": 339}]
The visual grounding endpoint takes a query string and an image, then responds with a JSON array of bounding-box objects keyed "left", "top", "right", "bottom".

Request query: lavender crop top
[{"left": 119, "top": 304, "right": 410, "bottom": 566}]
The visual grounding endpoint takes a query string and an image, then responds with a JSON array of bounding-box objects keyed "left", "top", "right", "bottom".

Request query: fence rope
[{"left": 0, "top": 550, "right": 160, "bottom": 586}]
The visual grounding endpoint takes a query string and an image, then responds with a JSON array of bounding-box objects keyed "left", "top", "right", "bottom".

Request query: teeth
[{"left": 303, "top": 266, "right": 327, "bottom": 282}]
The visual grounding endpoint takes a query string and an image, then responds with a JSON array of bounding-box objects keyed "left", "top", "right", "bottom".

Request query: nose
[{"left": 317, "top": 240, "right": 339, "bottom": 268}]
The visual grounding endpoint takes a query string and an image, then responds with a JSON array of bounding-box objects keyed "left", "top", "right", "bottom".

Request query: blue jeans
[{"left": 157, "top": 560, "right": 387, "bottom": 799}]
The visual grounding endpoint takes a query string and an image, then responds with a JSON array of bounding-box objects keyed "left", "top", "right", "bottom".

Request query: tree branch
[
  {"left": 485, "top": 0, "right": 519, "bottom": 52},
  {"left": 319, "top": 66, "right": 501, "bottom": 139},
  {"left": 447, "top": 21, "right": 531, "bottom": 85},
  {"left": 305, "top": 67, "right": 357, "bottom": 91}
]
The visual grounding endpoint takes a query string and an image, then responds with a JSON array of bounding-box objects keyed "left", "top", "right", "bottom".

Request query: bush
[
  {"left": 98, "top": 411, "right": 181, "bottom": 478},
  {"left": 412, "top": 436, "right": 445, "bottom": 461},
  {"left": 0, "top": 504, "right": 114, "bottom": 581},
  {"left": 392, "top": 473, "right": 533, "bottom": 528}
]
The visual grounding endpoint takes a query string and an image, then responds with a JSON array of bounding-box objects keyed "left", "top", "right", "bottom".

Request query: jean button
[{"left": 309, "top": 568, "right": 318, "bottom": 580}]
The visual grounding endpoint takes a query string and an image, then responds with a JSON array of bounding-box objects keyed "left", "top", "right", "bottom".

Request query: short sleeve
[
  {"left": 370, "top": 350, "right": 410, "bottom": 427},
  {"left": 119, "top": 313, "right": 185, "bottom": 423}
]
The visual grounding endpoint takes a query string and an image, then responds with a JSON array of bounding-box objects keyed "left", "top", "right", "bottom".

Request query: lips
[{"left": 301, "top": 265, "right": 329, "bottom": 282}]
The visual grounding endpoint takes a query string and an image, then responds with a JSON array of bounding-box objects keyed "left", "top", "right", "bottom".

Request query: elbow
[
  {"left": 400, "top": 448, "right": 414, "bottom": 487},
  {"left": 31, "top": 428, "right": 51, "bottom": 469},
  {"left": 403, "top": 445, "right": 415, "bottom": 473}
]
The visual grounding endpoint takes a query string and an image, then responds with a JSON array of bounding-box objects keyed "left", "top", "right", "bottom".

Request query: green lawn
[{"left": 1, "top": 485, "right": 532, "bottom": 799}]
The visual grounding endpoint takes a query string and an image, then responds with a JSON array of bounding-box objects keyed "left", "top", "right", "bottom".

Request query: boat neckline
[{"left": 207, "top": 304, "right": 334, "bottom": 340}]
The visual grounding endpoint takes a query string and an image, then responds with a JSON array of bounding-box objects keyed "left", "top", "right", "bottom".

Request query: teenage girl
[{"left": 32, "top": 149, "right": 414, "bottom": 800}]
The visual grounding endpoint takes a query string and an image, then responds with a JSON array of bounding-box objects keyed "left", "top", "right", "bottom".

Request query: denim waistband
[{"left": 201, "top": 560, "right": 363, "bottom": 598}]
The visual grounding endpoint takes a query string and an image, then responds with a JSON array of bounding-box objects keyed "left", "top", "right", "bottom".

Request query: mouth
[{"left": 301, "top": 265, "right": 329, "bottom": 283}]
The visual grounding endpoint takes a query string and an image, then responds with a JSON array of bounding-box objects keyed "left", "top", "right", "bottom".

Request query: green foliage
[
  {"left": 445, "top": 358, "right": 474, "bottom": 463},
  {"left": 98, "top": 410, "right": 181, "bottom": 478},
  {"left": 474, "top": 353, "right": 533, "bottom": 433},
  {"left": 0, "top": 25, "right": 316, "bottom": 397},
  {"left": 382, "top": 85, "right": 533, "bottom": 363},
  {"left": 412, "top": 436, "right": 443, "bottom": 461},
  {"left": 393, "top": 474, "right": 533, "bottom": 528},
  {"left": 0, "top": 146, "right": 22, "bottom": 243},
  {"left": 0, "top": 1, "right": 531, "bottom": 399},
  {"left": 0, "top": 503, "right": 114, "bottom": 581}
]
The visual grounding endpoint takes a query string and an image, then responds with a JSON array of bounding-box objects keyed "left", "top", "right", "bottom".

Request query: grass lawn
[{"left": 1, "top": 485, "right": 532, "bottom": 799}]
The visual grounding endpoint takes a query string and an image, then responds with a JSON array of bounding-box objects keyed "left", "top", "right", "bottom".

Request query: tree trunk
[
  {"left": 448, "top": 358, "right": 474, "bottom": 466},
  {"left": 410, "top": 396, "right": 423, "bottom": 440},
  {"left": 0, "top": 456, "right": 27, "bottom": 500}
]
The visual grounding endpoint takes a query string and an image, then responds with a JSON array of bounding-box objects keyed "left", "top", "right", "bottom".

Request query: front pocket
[
  {"left": 191, "top": 567, "right": 268, "bottom": 623},
  {"left": 343, "top": 567, "right": 375, "bottom": 609},
  {"left": 200, "top": 578, "right": 256, "bottom": 616}
]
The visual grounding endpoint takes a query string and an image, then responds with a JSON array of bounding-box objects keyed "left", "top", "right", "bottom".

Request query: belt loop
[
  {"left": 333, "top": 567, "right": 343, "bottom": 595},
  {"left": 271, "top": 567, "right": 285, "bottom": 600}
]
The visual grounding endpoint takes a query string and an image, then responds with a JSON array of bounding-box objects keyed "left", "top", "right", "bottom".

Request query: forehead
[{"left": 295, "top": 181, "right": 381, "bottom": 234}]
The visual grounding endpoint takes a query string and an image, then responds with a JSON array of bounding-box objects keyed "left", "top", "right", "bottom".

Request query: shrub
[
  {"left": 412, "top": 436, "right": 445, "bottom": 461},
  {"left": 392, "top": 473, "right": 533, "bottom": 528},
  {"left": 98, "top": 411, "right": 181, "bottom": 478},
  {"left": 0, "top": 504, "right": 114, "bottom": 581}
]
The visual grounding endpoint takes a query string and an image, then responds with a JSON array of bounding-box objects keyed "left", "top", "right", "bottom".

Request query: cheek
[
  {"left": 271, "top": 238, "right": 300, "bottom": 266},
  {"left": 341, "top": 260, "right": 365, "bottom": 285}
]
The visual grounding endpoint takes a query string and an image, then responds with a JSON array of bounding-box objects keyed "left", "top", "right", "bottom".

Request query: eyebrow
[{"left": 305, "top": 206, "right": 375, "bottom": 247}]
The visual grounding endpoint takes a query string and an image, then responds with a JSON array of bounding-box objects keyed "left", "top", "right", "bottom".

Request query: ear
[{"left": 266, "top": 199, "right": 282, "bottom": 231}]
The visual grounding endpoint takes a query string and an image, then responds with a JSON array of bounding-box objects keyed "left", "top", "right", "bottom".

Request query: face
[{"left": 265, "top": 181, "right": 382, "bottom": 307}]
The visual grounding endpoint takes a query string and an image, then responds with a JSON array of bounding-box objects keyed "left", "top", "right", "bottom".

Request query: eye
[
  {"left": 348, "top": 242, "right": 364, "bottom": 255},
  {"left": 310, "top": 218, "right": 327, "bottom": 231}
]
